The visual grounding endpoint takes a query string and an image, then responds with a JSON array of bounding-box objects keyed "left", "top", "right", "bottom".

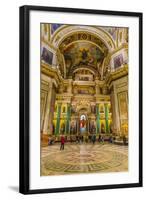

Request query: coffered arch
[{"left": 51, "top": 25, "right": 116, "bottom": 52}]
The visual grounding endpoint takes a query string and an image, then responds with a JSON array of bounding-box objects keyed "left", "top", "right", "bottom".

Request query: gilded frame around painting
[{"left": 19, "top": 5, "right": 143, "bottom": 194}]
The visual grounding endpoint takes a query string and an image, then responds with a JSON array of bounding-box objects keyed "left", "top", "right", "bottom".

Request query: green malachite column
[
  {"left": 55, "top": 103, "right": 61, "bottom": 135},
  {"left": 105, "top": 104, "right": 109, "bottom": 133},
  {"left": 65, "top": 103, "right": 71, "bottom": 134},
  {"left": 96, "top": 104, "right": 100, "bottom": 134}
]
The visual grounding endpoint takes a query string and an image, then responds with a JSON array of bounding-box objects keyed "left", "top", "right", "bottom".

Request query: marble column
[
  {"left": 109, "top": 86, "right": 120, "bottom": 135},
  {"left": 77, "top": 118, "right": 79, "bottom": 134},
  {"left": 40, "top": 92, "right": 46, "bottom": 132},
  {"left": 96, "top": 104, "right": 100, "bottom": 134},
  {"left": 42, "top": 80, "right": 53, "bottom": 134},
  {"left": 76, "top": 119, "right": 78, "bottom": 134},
  {"left": 89, "top": 119, "right": 91, "bottom": 133},
  {"left": 65, "top": 103, "right": 71, "bottom": 134},
  {"left": 47, "top": 88, "right": 56, "bottom": 135},
  {"left": 88, "top": 119, "right": 90, "bottom": 134},
  {"left": 55, "top": 103, "right": 62, "bottom": 135},
  {"left": 105, "top": 104, "right": 109, "bottom": 133},
  {"left": 78, "top": 118, "right": 80, "bottom": 134}
]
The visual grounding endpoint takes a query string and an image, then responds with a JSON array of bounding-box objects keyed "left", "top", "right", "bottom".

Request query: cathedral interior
[{"left": 40, "top": 23, "right": 128, "bottom": 175}]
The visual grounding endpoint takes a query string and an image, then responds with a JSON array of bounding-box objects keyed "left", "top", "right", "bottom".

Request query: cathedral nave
[{"left": 40, "top": 23, "right": 128, "bottom": 175}]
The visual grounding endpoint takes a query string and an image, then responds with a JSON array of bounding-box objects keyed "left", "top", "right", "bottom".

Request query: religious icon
[{"left": 80, "top": 115, "right": 86, "bottom": 128}]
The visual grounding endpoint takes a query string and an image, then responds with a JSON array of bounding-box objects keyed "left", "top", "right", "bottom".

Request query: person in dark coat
[
  {"left": 92, "top": 134, "right": 96, "bottom": 144},
  {"left": 60, "top": 135, "right": 65, "bottom": 150},
  {"left": 76, "top": 135, "right": 79, "bottom": 143},
  {"left": 98, "top": 134, "right": 101, "bottom": 143},
  {"left": 48, "top": 136, "right": 54, "bottom": 145},
  {"left": 123, "top": 135, "right": 127, "bottom": 145}
]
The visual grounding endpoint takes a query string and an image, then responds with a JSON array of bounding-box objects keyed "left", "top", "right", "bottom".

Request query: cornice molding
[
  {"left": 41, "top": 62, "right": 63, "bottom": 87},
  {"left": 106, "top": 64, "right": 128, "bottom": 87}
]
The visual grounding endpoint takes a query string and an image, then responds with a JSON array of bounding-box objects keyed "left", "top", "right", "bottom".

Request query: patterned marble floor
[{"left": 41, "top": 143, "right": 128, "bottom": 176}]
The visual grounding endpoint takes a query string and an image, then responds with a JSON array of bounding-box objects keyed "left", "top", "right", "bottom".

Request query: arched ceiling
[
  {"left": 59, "top": 32, "right": 108, "bottom": 53},
  {"left": 50, "top": 24, "right": 119, "bottom": 48},
  {"left": 54, "top": 27, "right": 110, "bottom": 79},
  {"left": 49, "top": 24, "right": 127, "bottom": 79},
  {"left": 51, "top": 25, "right": 116, "bottom": 51}
]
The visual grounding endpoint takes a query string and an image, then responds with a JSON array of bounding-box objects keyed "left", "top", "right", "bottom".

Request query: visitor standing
[
  {"left": 76, "top": 135, "right": 79, "bottom": 143},
  {"left": 92, "top": 133, "right": 96, "bottom": 144},
  {"left": 101, "top": 135, "right": 104, "bottom": 144},
  {"left": 98, "top": 134, "right": 101, "bottom": 143},
  {"left": 123, "top": 135, "right": 127, "bottom": 145},
  {"left": 60, "top": 135, "right": 65, "bottom": 150}
]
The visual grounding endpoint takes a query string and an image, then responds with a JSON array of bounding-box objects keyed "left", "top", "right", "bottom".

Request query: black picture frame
[{"left": 19, "top": 5, "right": 143, "bottom": 194}]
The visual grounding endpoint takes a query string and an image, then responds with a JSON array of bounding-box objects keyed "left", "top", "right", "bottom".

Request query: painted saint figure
[
  {"left": 80, "top": 115, "right": 86, "bottom": 128},
  {"left": 80, "top": 115, "right": 87, "bottom": 134}
]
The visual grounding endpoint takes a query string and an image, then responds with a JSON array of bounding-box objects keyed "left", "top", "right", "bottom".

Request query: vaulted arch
[{"left": 51, "top": 25, "right": 116, "bottom": 51}]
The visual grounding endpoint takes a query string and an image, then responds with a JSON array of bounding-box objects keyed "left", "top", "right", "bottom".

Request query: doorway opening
[{"left": 80, "top": 114, "right": 87, "bottom": 134}]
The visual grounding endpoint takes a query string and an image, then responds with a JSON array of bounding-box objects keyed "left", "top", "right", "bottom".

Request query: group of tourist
[
  {"left": 75, "top": 134, "right": 97, "bottom": 144},
  {"left": 59, "top": 134, "right": 112, "bottom": 150},
  {"left": 48, "top": 134, "right": 117, "bottom": 151}
]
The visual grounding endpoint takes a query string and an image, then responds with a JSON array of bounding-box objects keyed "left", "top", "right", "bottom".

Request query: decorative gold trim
[
  {"left": 41, "top": 39, "right": 58, "bottom": 51},
  {"left": 51, "top": 25, "right": 68, "bottom": 42},
  {"left": 60, "top": 40, "right": 105, "bottom": 53},
  {"left": 109, "top": 44, "right": 128, "bottom": 56},
  {"left": 95, "top": 27, "right": 116, "bottom": 49},
  {"left": 51, "top": 25, "right": 116, "bottom": 50},
  {"left": 58, "top": 31, "right": 108, "bottom": 53},
  {"left": 106, "top": 64, "right": 128, "bottom": 86},
  {"left": 41, "top": 62, "right": 63, "bottom": 87}
]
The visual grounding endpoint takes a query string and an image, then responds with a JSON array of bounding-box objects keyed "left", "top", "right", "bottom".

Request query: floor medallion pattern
[{"left": 41, "top": 144, "right": 128, "bottom": 176}]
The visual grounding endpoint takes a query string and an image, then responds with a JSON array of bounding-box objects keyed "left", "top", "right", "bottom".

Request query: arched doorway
[
  {"left": 80, "top": 114, "right": 87, "bottom": 134},
  {"left": 77, "top": 106, "right": 90, "bottom": 135}
]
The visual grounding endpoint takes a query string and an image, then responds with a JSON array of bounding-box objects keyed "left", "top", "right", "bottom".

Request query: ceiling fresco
[{"left": 63, "top": 42, "right": 104, "bottom": 77}]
